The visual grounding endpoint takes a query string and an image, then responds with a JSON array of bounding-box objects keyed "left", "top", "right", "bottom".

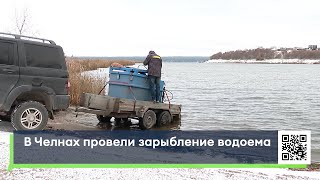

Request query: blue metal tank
[{"left": 108, "top": 67, "right": 164, "bottom": 102}]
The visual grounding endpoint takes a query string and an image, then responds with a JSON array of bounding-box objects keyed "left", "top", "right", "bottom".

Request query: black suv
[{"left": 0, "top": 32, "right": 69, "bottom": 130}]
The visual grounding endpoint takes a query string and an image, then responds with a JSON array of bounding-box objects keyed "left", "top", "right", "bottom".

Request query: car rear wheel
[{"left": 11, "top": 101, "right": 48, "bottom": 130}]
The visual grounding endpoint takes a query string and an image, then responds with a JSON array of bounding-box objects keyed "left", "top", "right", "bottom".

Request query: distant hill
[
  {"left": 210, "top": 48, "right": 320, "bottom": 60},
  {"left": 74, "top": 56, "right": 209, "bottom": 62}
]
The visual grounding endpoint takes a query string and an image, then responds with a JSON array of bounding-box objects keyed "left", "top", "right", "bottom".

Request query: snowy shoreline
[{"left": 205, "top": 59, "right": 320, "bottom": 64}]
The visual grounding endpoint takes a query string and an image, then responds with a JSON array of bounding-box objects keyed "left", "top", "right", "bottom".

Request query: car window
[
  {"left": 0, "top": 41, "right": 14, "bottom": 65},
  {"left": 25, "top": 43, "right": 63, "bottom": 69}
]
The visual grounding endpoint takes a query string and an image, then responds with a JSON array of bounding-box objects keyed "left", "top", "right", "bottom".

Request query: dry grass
[{"left": 67, "top": 58, "right": 136, "bottom": 106}]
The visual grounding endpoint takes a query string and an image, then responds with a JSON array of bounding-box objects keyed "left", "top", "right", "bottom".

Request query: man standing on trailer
[{"left": 143, "top": 50, "right": 162, "bottom": 102}]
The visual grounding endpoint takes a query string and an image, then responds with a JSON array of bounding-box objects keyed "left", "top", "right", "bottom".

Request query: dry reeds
[{"left": 67, "top": 58, "right": 135, "bottom": 106}]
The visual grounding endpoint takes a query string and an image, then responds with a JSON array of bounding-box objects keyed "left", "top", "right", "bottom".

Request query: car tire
[{"left": 11, "top": 101, "right": 48, "bottom": 130}]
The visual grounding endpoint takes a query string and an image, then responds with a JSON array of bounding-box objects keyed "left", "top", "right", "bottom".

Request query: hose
[
  {"left": 98, "top": 81, "right": 109, "bottom": 95},
  {"left": 163, "top": 89, "right": 174, "bottom": 102}
]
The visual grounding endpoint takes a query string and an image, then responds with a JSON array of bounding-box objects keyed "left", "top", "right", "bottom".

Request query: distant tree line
[
  {"left": 210, "top": 48, "right": 320, "bottom": 60},
  {"left": 283, "top": 50, "right": 320, "bottom": 59}
]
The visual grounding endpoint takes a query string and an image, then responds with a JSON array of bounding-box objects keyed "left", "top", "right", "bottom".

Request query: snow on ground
[
  {"left": 1, "top": 132, "right": 319, "bottom": 180},
  {"left": 205, "top": 59, "right": 320, "bottom": 64}
]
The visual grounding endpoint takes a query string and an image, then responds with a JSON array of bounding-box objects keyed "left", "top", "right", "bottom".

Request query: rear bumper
[{"left": 53, "top": 95, "right": 70, "bottom": 110}]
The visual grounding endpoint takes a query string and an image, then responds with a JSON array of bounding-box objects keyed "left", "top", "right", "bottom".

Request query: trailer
[
  {"left": 75, "top": 66, "right": 181, "bottom": 129},
  {"left": 75, "top": 93, "right": 181, "bottom": 129}
]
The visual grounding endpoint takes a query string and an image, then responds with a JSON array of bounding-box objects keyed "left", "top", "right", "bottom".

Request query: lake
[{"left": 88, "top": 62, "right": 320, "bottom": 159}]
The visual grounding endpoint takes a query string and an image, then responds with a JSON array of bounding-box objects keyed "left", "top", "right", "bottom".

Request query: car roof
[{"left": 0, "top": 32, "right": 57, "bottom": 46}]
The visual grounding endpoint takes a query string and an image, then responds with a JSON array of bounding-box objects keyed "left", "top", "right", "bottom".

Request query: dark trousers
[{"left": 148, "top": 75, "right": 160, "bottom": 102}]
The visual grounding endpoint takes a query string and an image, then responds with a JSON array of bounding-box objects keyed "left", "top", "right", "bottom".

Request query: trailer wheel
[
  {"left": 140, "top": 110, "right": 156, "bottom": 130},
  {"left": 96, "top": 115, "right": 111, "bottom": 123},
  {"left": 157, "top": 111, "right": 172, "bottom": 126}
]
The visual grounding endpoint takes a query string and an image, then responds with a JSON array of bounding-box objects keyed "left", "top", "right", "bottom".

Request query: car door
[{"left": 0, "top": 40, "right": 19, "bottom": 108}]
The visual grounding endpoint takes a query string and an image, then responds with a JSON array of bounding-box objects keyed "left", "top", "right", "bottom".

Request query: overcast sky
[{"left": 0, "top": 0, "right": 319, "bottom": 56}]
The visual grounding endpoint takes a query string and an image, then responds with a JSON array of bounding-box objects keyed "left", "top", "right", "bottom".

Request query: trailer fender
[{"left": 137, "top": 106, "right": 149, "bottom": 118}]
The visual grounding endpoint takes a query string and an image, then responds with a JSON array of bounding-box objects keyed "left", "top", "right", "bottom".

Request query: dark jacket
[{"left": 143, "top": 52, "right": 162, "bottom": 77}]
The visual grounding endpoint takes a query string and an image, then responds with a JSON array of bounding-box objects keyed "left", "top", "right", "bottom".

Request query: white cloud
[{"left": 1, "top": 0, "right": 319, "bottom": 56}]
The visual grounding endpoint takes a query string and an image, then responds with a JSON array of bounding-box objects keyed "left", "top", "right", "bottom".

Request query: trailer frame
[{"left": 75, "top": 93, "right": 181, "bottom": 129}]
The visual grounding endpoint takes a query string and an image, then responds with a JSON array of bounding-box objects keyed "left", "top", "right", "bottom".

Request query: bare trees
[
  {"left": 210, "top": 48, "right": 320, "bottom": 60},
  {"left": 12, "top": 7, "right": 38, "bottom": 36},
  {"left": 210, "top": 48, "right": 275, "bottom": 60},
  {"left": 15, "top": 8, "right": 29, "bottom": 35}
]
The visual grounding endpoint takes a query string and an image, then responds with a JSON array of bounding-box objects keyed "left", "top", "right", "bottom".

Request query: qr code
[{"left": 278, "top": 131, "right": 311, "bottom": 164}]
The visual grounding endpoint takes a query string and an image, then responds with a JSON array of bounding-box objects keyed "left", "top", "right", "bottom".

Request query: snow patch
[{"left": 205, "top": 59, "right": 320, "bottom": 64}]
